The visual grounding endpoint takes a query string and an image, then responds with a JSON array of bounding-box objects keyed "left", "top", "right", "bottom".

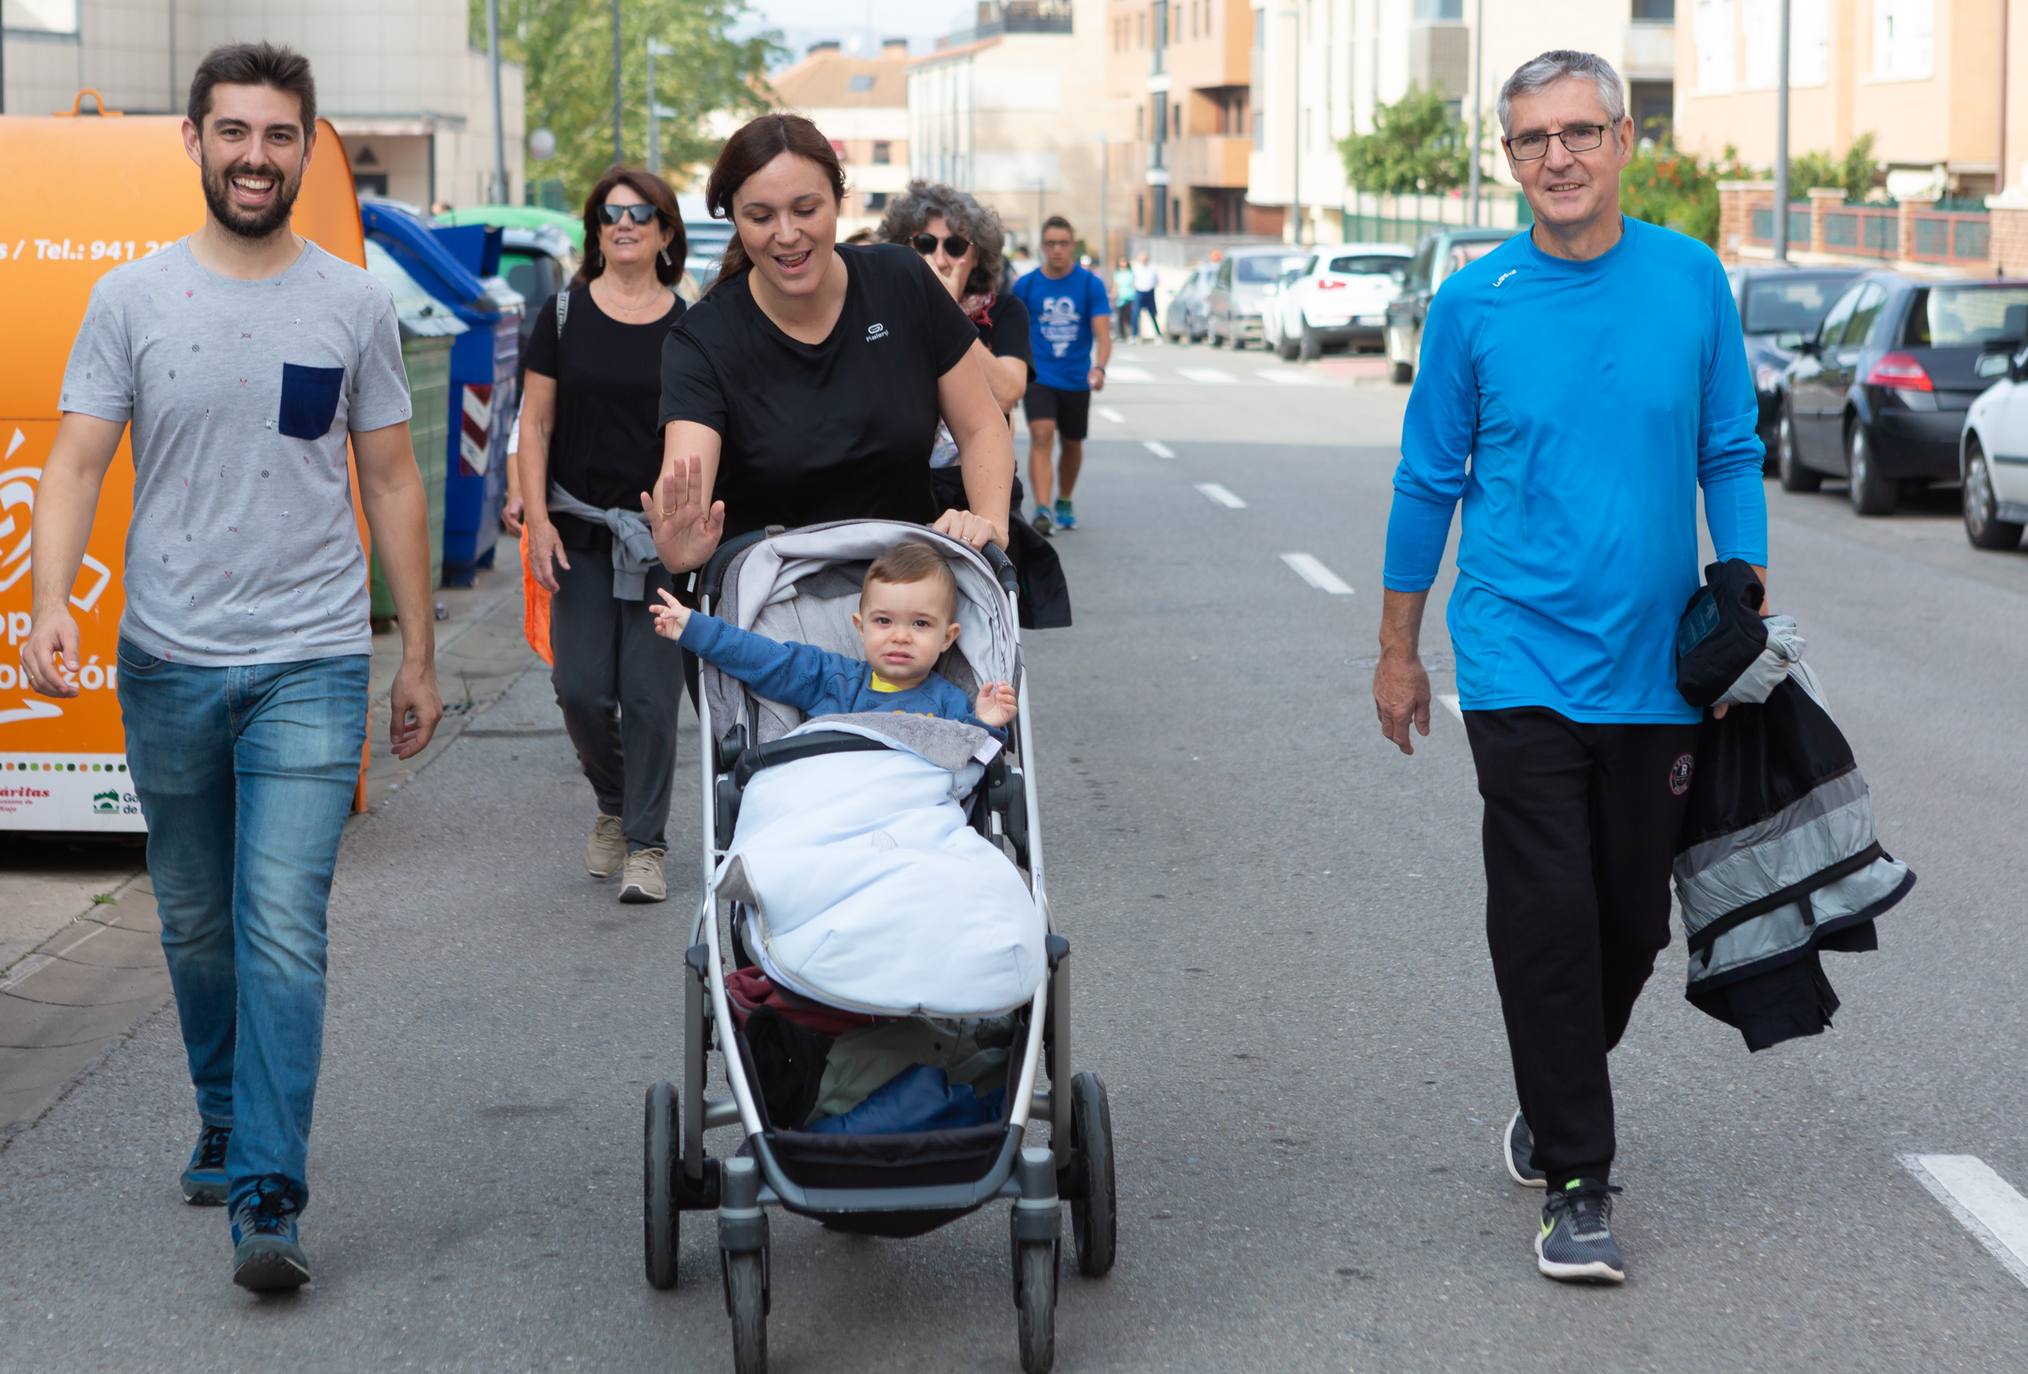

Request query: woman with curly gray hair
[{"left": 880, "top": 181, "right": 1070, "bottom": 627}]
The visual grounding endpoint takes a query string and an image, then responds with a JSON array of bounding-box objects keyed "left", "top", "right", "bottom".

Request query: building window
[
  {"left": 865, "top": 192, "right": 890, "bottom": 210},
  {"left": 1137, "top": 13, "right": 1145, "bottom": 46},
  {"left": 1136, "top": 194, "right": 1145, "bottom": 228},
  {"left": 848, "top": 74, "right": 874, "bottom": 92},
  {"left": 1173, "top": 104, "right": 1182, "bottom": 137},
  {"left": 1632, "top": 0, "right": 1675, "bottom": 18},
  {"left": 1873, "top": 0, "right": 1932, "bottom": 79},
  {"left": 1694, "top": 0, "right": 1734, "bottom": 94},
  {"left": 1743, "top": 0, "right": 1826, "bottom": 87},
  {"left": 873, "top": 141, "right": 892, "bottom": 165},
  {"left": 1414, "top": 0, "right": 1463, "bottom": 18}
]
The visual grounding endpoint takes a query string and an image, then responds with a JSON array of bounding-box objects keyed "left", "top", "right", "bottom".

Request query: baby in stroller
[{"left": 651, "top": 540, "right": 1018, "bottom": 734}]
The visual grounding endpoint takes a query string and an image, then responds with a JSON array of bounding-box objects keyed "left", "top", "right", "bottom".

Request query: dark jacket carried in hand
[{"left": 1672, "top": 560, "right": 1915, "bottom": 1051}]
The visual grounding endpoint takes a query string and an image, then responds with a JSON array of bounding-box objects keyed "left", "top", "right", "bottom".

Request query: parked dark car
[
  {"left": 1384, "top": 226, "right": 1510, "bottom": 384},
  {"left": 1730, "top": 264, "right": 1863, "bottom": 462},
  {"left": 1774, "top": 273, "right": 2028, "bottom": 514}
]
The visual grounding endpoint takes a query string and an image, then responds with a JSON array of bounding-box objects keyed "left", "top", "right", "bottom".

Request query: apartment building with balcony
[
  {"left": 1103, "top": 0, "right": 1258, "bottom": 256},
  {"left": 771, "top": 38, "right": 913, "bottom": 237},
  {"left": 1676, "top": 0, "right": 2004, "bottom": 200},
  {"left": 906, "top": 1, "right": 1111, "bottom": 250}
]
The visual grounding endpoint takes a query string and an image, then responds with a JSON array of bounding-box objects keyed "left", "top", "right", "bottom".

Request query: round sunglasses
[
  {"left": 910, "top": 231, "right": 972, "bottom": 259},
  {"left": 599, "top": 203, "right": 661, "bottom": 226}
]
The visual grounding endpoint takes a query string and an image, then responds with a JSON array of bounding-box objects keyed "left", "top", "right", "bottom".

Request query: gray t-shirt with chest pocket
[{"left": 60, "top": 237, "right": 412, "bottom": 666}]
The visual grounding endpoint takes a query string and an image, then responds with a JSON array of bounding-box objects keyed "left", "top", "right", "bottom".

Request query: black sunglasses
[
  {"left": 910, "top": 231, "right": 972, "bottom": 259},
  {"left": 599, "top": 203, "right": 660, "bottom": 226}
]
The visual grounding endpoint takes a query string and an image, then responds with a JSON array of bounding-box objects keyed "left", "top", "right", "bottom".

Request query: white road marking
[
  {"left": 1438, "top": 693, "right": 1462, "bottom": 720},
  {"left": 1257, "top": 368, "right": 1315, "bottom": 386},
  {"left": 1902, "top": 1154, "right": 2028, "bottom": 1290},
  {"left": 1104, "top": 364, "right": 1155, "bottom": 383},
  {"left": 1096, "top": 406, "right": 1126, "bottom": 424},
  {"left": 1143, "top": 440, "right": 1176, "bottom": 459},
  {"left": 1279, "top": 552, "right": 1354, "bottom": 595},
  {"left": 1195, "top": 483, "right": 1247, "bottom": 509},
  {"left": 1177, "top": 366, "right": 1237, "bottom": 385}
]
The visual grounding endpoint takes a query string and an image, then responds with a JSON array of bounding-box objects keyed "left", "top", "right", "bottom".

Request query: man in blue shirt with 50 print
[
  {"left": 1372, "top": 50, "right": 1768, "bottom": 1286},
  {"left": 1011, "top": 215, "right": 1111, "bottom": 536}
]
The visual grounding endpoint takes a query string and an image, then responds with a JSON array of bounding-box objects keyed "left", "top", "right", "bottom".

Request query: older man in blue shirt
[{"left": 1372, "top": 50, "right": 1768, "bottom": 1285}]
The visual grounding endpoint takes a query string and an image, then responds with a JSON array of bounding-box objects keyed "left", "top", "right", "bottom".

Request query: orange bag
[{"left": 520, "top": 525, "right": 554, "bottom": 665}]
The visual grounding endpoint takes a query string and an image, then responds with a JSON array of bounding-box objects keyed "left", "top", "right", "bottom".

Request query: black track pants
[{"left": 1463, "top": 707, "right": 1698, "bottom": 1191}]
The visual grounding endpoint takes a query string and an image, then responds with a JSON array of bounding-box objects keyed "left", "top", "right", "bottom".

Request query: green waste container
[{"left": 364, "top": 241, "right": 466, "bottom": 617}]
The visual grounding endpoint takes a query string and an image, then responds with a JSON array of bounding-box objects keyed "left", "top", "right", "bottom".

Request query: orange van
[{"left": 1, "top": 96, "right": 373, "bottom": 831}]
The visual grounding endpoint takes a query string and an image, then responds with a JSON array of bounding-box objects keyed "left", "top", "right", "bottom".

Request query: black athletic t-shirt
[
  {"left": 659, "top": 242, "right": 980, "bottom": 541},
  {"left": 524, "top": 286, "right": 686, "bottom": 547},
  {"left": 980, "top": 292, "right": 1033, "bottom": 382}
]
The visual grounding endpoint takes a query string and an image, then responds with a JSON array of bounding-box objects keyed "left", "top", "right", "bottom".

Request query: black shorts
[{"left": 1024, "top": 381, "right": 1092, "bottom": 441}]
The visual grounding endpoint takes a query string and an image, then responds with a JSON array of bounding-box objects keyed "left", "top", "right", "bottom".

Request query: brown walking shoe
[
  {"left": 619, "top": 847, "right": 668, "bottom": 903},
  {"left": 586, "top": 813, "right": 625, "bottom": 878}
]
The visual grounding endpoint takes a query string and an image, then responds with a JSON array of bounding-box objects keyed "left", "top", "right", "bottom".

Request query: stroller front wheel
[
  {"left": 1015, "top": 1241, "right": 1057, "bottom": 1373},
  {"left": 643, "top": 1082, "right": 681, "bottom": 1290},
  {"left": 725, "top": 1251, "right": 769, "bottom": 1374}
]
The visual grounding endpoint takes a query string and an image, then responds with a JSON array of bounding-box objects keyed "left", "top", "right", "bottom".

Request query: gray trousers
[{"left": 549, "top": 553, "right": 683, "bottom": 851}]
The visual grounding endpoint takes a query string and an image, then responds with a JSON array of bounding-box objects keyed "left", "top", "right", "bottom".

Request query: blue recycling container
[{"left": 358, "top": 202, "right": 525, "bottom": 585}]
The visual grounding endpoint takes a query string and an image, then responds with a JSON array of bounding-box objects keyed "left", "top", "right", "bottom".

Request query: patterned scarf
[{"left": 961, "top": 290, "right": 997, "bottom": 329}]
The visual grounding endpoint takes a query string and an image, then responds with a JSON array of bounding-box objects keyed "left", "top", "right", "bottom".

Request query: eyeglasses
[
  {"left": 599, "top": 203, "right": 660, "bottom": 226},
  {"left": 910, "top": 231, "right": 972, "bottom": 259},
  {"left": 1504, "top": 124, "right": 1609, "bottom": 162},
  {"left": 1041, "top": 238, "right": 1074, "bottom": 249}
]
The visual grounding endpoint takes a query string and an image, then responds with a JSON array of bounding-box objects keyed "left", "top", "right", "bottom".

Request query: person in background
[
  {"left": 649, "top": 114, "right": 1011, "bottom": 585},
  {"left": 1009, "top": 215, "right": 1110, "bottom": 537},
  {"left": 1112, "top": 257, "right": 1137, "bottom": 337},
  {"left": 21, "top": 41, "right": 442, "bottom": 1291},
  {"left": 518, "top": 167, "right": 689, "bottom": 905},
  {"left": 1131, "top": 251, "right": 1162, "bottom": 342}
]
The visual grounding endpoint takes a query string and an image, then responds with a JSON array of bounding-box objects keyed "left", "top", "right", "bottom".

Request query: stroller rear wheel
[
  {"left": 643, "top": 1082, "right": 681, "bottom": 1290},
  {"left": 1068, "top": 1072, "right": 1117, "bottom": 1278}
]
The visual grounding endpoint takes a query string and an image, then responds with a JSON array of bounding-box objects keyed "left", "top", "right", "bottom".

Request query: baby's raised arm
[
  {"left": 974, "top": 681, "right": 1018, "bottom": 729},
  {"left": 650, "top": 588, "right": 691, "bottom": 640}
]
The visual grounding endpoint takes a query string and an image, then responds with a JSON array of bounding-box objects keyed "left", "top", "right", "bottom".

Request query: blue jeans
[{"left": 116, "top": 640, "right": 369, "bottom": 1214}]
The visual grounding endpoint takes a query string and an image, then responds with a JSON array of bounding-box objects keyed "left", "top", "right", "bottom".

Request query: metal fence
[
  {"left": 1741, "top": 196, "right": 1992, "bottom": 268},
  {"left": 1338, "top": 191, "right": 1531, "bottom": 247}
]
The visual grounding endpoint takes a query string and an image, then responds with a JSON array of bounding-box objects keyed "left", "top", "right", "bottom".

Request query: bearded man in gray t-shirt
[{"left": 19, "top": 42, "right": 442, "bottom": 1294}]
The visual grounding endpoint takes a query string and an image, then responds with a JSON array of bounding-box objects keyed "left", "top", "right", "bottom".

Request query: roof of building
[
  {"left": 769, "top": 48, "right": 910, "bottom": 109},
  {"left": 912, "top": 36, "right": 1005, "bottom": 66}
]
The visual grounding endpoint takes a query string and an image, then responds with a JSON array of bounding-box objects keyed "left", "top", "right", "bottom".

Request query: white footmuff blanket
[{"left": 713, "top": 714, "right": 1044, "bottom": 1017}]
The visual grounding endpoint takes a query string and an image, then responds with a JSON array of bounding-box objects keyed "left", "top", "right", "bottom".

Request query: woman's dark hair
[
  {"left": 876, "top": 180, "right": 1008, "bottom": 298},
  {"left": 188, "top": 41, "right": 317, "bottom": 133},
  {"left": 704, "top": 113, "right": 847, "bottom": 286},
  {"left": 577, "top": 166, "right": 686, "bottom": 288}
]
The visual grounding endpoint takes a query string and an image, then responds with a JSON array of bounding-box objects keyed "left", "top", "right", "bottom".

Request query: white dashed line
[
  {"left": 1195, "top": 482, "right": 1247, "bottom": 509},
  {"left": 1902, "top": 1155, "right": 2028, "bottom": 1291},
  {"left": 1257, "top": 368, "right": 1315, "bottom": 385},
  {"left": 1178, "top": 366, "right": 1237, "bottom": 385},
  {"left": 1438, "top": 693, "right": 1462, "bottom": 720},
  {"left": 1143, "top": 440, "right": 1176, "bottom": 459},
  {"left": 1096, "top": 406, "right": 1126, "bottom": 424},
  {"left": 1279, "top": 552, "right": 1354, "bottom": 595},
  {"left": 1103, "top": 364, "right": 1155, "bottom": 383}
]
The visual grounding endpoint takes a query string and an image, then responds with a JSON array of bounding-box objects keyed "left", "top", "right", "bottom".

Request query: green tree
[
  {"left": 1338, "top": 86, "right": 1470, "bottom": 195},
  {"left": 1619, "top": 141, "right": 1753, "bottom": 246},
  {"left": 1788, "top": 132, "right": 1878, "bottom": 201},
  {"left": 473, "top": 0, "right": 780, "bottom": 207}
]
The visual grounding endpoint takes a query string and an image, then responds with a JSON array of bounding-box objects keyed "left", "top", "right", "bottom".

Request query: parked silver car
[
  {"left": 1165, "top": 264, "right": 1217, "bottom": 343},
  {"left": 1206, "top": 247, "right": 1311, "bottom": 349}
]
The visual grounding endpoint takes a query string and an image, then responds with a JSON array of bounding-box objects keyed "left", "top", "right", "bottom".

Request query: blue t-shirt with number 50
[{"left": 1012, "top": 265, "right": 1111, "bottom": 392}]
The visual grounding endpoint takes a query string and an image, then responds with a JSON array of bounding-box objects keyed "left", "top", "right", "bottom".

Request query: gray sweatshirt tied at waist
[{"left": 545, "top": 483, "right": 661, "bottom": 601}]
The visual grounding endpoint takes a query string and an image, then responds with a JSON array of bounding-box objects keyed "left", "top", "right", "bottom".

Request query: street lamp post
[
  {"left": 611, "top": 0, "right": 624, "bottom": 165},
  {"left": 1288, "top": 5, "right": 1302, "bottom": 246},
  {"left": 647, "top": 38, "right": 675, "bottom": 176},
  {"left": 486, "top": 0, "right": 509, "bottom": 203},
  {"left": 1774, "top": 0, "right": 1792, "bottom": 262},
  {"left": 1467, "top": 0, "right": 1484, "bottom": 227}
]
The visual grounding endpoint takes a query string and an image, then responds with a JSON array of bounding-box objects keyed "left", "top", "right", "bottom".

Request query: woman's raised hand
[
  {"left": 932, "top": 507, "right": 1005, "bottom": 553},
  {"left": 642, "top": 451, "right": 726, "bottom": 572}
]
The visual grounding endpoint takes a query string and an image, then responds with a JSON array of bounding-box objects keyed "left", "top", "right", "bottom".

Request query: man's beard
[{"left": 200, "top": 155, "right": 302, "bottom": 240}]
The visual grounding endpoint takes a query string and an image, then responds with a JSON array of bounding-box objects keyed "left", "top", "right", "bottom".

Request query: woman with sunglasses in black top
[
  {"left": 519, "top": 167, "right": 689, "bottom": 904},
  {"left": 650, "top": 115, "right": 1014, "bottom": 575}
]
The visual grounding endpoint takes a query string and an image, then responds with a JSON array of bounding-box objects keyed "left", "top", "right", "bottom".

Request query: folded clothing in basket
[{"left": 716, "top": 717, "right": 1044, "bottom": 1017}]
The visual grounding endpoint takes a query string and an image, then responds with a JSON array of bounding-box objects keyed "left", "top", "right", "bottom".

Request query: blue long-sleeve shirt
[
  {"left": 1383, "top": 217, "right": 1769, "bottom": 724},
  {"left": 678, "top": 612, "right": 998, "bottom": 736}
]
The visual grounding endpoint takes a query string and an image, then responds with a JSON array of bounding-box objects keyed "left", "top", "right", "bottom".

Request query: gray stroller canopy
[{"left": 703, "top": 521, "right": 1020, "bottom": 746}]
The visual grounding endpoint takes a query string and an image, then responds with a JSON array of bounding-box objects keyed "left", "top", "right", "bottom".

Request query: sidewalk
[{"left": 0, "top": 550, "right": 537, "bottom": 1140}]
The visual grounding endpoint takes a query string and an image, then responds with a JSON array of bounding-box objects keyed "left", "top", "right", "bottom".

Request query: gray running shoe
[
  {"left": 1031, "top": 506, "right": 1054, "bottom": 538},
  {"left": 1536, "top": 1179, "right": 1626, "bottom": 1284},
  {"left": 1504, "top": 1110, "right": 1546, "bottom": 1188},
  {"left": 230, "top": 1186, "right": 310, "bottom": 1292},
  {"left": 181, "top": 1123, "right": 231, "bottom": 1206}
]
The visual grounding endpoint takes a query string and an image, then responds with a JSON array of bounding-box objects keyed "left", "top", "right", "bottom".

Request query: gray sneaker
[
  {"left": 181, "top": 1123, "right": 231, "bottom": 1206},
  {"left": 1536, "top": 1180, "right": 1626, "bottom": 1284},
  {"left": 619, "top": 847, "right": 668, "bottom": 904},
  {"left": 230, "top": 1186, "right": 310, "bottom": 1292},
  {"left": 1504, "top": 1110, "right": 1546, "bottom": 1188},
  {"left": 586, "top": 813, "right": 625, "bottom": 878}
]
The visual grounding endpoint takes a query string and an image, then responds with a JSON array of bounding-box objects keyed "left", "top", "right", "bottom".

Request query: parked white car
[
  {"left": 1265, "top": 242, "right": 1413, "bottom": 362},
  {"left": 1959, "top": 347, "right": 2028, "bottom": 549}
]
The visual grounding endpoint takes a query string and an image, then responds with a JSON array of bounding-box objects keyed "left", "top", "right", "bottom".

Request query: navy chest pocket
[{"left": 279, "top": 363, "right": 346, "bottom": 439}]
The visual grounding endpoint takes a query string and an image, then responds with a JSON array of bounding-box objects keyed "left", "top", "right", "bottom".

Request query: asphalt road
[{"left": 2, "top": 340, "right": 2025, "bottom": 1372}]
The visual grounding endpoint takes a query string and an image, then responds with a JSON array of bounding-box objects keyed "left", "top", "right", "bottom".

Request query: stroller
[{"left": 641, "top": 520, "right": 1117, "bottom": 1374}]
